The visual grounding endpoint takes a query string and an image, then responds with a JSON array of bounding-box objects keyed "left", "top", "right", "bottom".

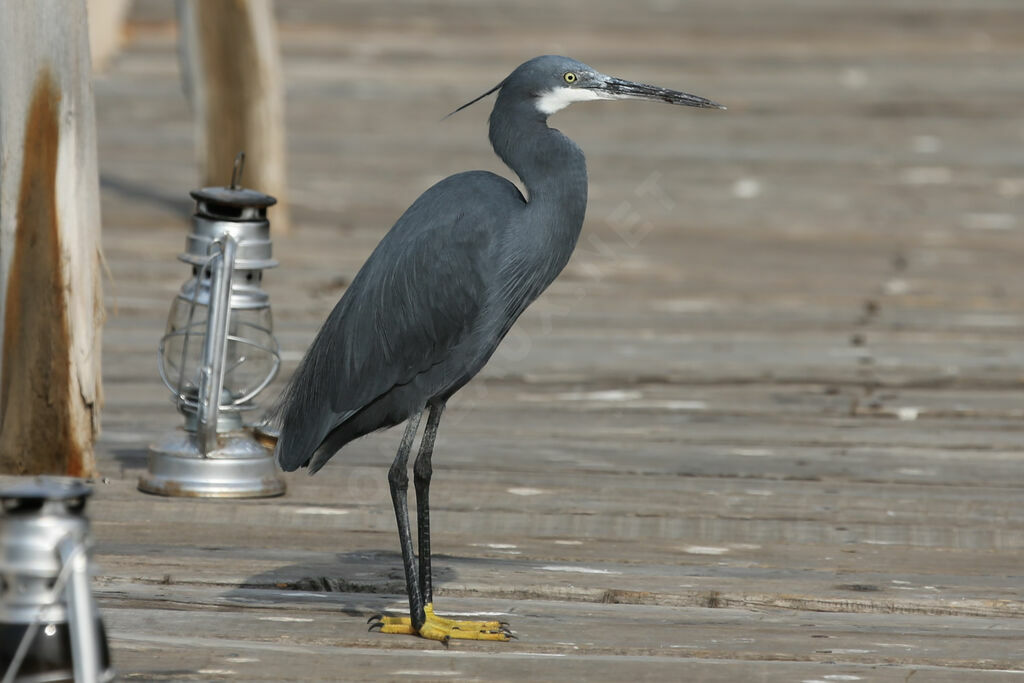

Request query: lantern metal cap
[
  {"left": 0, "top": 477, "right": 92, "bottom": 506},
  {"left": 188, "top": 152, "right": 277, "bottom": 215},
  {"left": 190, "top": 186, "right": 277, "bottom": 212},
  {"left": 181, "top": 184, "right": 278, "bottom": 270}
]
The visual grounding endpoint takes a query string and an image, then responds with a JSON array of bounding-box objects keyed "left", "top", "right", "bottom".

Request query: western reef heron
[{"left": 273, "top": 55, "right": 723, "bottom": 643}]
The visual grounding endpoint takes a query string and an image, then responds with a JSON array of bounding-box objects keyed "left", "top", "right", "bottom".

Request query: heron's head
[{"left": 449, "top": 55, "right": 724, "bottom": 118}]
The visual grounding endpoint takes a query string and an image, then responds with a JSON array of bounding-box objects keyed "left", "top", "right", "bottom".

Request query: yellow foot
[{"left": 368, "top": 603, "right": 513, "bottom": 642}]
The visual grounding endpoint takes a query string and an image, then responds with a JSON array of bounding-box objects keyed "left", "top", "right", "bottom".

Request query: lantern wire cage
[
  {"left": 2, "top": 542, "right": 87, "bottom": 683},
  {"left": 156, "top": 241, "right": 281, "bottom": 416}
]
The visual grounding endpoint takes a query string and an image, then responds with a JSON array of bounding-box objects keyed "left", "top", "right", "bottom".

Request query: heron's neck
[
  {"left": 489, "top": 103, "right": 589, "bottom": 226},
  {"left": 487, "top": 100, "right": 589, "bottom": 316}
]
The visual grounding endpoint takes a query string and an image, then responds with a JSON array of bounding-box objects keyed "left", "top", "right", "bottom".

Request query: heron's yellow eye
[{"left": 563, "top": 72, "right": 578, "bottom": 84}]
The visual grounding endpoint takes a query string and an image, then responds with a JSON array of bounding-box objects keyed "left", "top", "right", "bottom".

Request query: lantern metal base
[{"left": 140, "top": 428, "right": 285, "bottom": 498}]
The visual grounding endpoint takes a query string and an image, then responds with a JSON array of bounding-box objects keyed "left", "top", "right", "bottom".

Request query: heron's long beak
[{"left": 594, "top": 76, "right": 725, "bottom": 110}]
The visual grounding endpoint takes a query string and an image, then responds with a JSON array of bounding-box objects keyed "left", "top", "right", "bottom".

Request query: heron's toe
[
  {"left": 368, "top": 613, "right": 417, "bottom": 635},
  {"left": 368, "top": 604, "right": 513, "bottom": 642}
]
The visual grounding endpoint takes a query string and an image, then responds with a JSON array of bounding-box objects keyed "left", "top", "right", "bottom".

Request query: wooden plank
[{"left": 97, "top": 592, "right": 1024, "bottom": 678}]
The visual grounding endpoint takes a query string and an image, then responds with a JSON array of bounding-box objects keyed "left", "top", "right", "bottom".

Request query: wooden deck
[{"left": 81, "top": 0, "right": 1024, "bottom": 679}]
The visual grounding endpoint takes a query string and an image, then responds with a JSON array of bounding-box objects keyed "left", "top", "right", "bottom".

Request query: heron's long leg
[
  {"left": 371, "top": 405, "right": 510, "bottom": 642},
  {"left": 387, "top": 409, "right": 425, "bottom": 629},
  {"left": 413, "top": 401, "right": 445, "bottom": 605}
]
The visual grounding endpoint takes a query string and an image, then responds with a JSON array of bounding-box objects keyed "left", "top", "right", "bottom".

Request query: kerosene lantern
[
  {"left": 140, "top": 155, "right": 285, "bottom": 498},
  {"left": 0, "top": 477, "right": 113, "bottom": 682}
]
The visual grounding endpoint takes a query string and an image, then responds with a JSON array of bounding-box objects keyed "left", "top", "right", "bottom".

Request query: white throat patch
[{"left": 535, "top": 87, "right": 615, "bottom": 115}]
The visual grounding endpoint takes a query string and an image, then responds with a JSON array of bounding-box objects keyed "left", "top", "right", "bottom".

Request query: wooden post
[
  {"left": 178, "top": 0, "right": 290, "bottom": 233},
  {"left": 87, "top": 0, "right": 134, "bottom": 74},
  {"left": 0, "top": 0, "right": 104, "bottom": 476}
]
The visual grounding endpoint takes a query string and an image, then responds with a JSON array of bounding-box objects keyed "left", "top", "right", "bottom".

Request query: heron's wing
[
  {"left": 275, "top": 172, "right": 524, "bottom": 470},
  {"left": 329, "top": 210, "right": 494, "bottom": 412}
]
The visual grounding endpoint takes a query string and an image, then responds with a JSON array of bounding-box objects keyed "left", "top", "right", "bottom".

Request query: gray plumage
[
  {"left": 273, "top": 54, "right": 722, "bottom": 642},
  {"left": 274, "top": 56, "right": 721, "bottom": 475}
]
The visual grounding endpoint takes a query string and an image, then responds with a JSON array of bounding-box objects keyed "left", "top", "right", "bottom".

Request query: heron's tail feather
[
  {"left": 270, "top": 405, "right": 323, "bottom": 472},
  {"left": 271, "top": 390, "right": 358, "bottom": 472},
  {"left": 268, "top": 328, "right": 348, "bottom": 471}
]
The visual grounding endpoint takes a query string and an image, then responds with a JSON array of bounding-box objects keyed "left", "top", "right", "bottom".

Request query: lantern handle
[
  {"left": 59, "top": 535, "right": 104, "bottom": 683},
  {"left": 197, "top": 234, "right": 239, "bottom": 455}
]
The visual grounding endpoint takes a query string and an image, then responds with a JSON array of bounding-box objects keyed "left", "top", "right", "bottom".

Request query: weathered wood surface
[
  {"left": 84, "top": 0, "right": 1024, "bottom": 679},
  {"left": 0, "top": 0, "right": 104, "bottom": 476}
]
